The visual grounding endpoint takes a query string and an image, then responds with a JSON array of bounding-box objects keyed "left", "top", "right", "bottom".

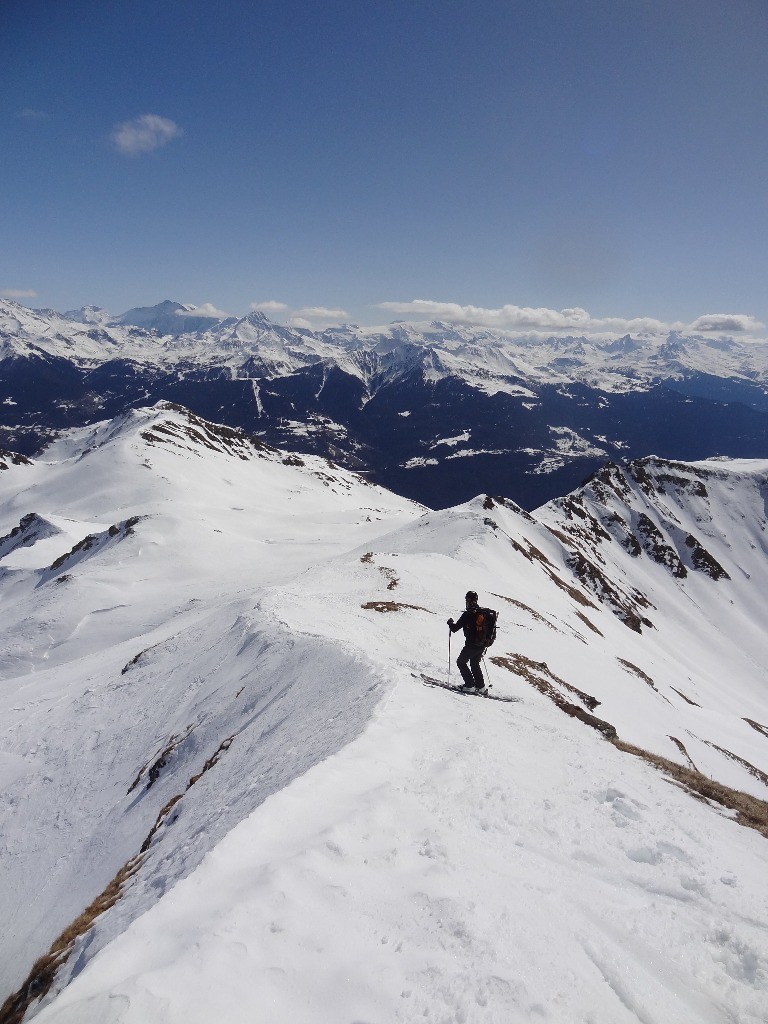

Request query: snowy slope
[
  {"left": 30, "top": 655, "right": 768, "bottom": 1024},
  {"left": 0, "top": 405, "right": 421, "bottom": 1008},
  {"left": 268, "top": 459, "right": 768, "bottom": 799},
  {"left": 1, "top": 408, "right": 767, "bottom": 1023}
]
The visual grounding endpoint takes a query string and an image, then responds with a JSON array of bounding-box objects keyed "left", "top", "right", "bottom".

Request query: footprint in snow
[
  {"left": 627, "top": 840, "right": 693, "bottom": 866},
  {"left": 599, "top": 786, "right": 645, "bottom": 821}
]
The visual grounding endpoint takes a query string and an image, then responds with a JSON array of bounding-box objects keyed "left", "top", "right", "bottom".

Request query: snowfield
[
  {"left": 1, "top": 404, "right": 767, "bottom": 1024},
  {"left": 30, "top": 679, "right": 768, "bottom": 1024}
]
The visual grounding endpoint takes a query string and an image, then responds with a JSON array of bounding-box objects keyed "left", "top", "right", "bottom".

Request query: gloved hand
[{"left": 447, "top": 618, "right": 454, "bottom": 627}]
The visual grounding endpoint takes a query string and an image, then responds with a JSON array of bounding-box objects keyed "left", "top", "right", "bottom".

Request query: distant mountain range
[{"left": 2, "top": 298, "right": 767, "bottom": 508}]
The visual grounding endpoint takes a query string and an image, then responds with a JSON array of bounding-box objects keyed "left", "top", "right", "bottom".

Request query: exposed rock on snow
[
  {"left": 0, "top": 450, "right": 32, "bottom": 471},
  {"left": 0, "top": 514, "right": 61, "bottom": 559}
]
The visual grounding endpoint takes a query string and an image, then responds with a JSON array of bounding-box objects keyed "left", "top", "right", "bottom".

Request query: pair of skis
[{"left": 420, "top": 674, "right": 520, "bottom": 704}]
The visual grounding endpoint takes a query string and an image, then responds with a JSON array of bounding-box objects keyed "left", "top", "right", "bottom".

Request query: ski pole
[
  {"left": 482, "top": 652, "right": 491, "bottom": 689},
  {"left": 448, "top": 630, "right": 452, "bottom": 684}
]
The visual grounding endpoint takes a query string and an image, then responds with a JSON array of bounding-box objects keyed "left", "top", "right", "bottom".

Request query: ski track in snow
[{"left": 1, "top": 405, "right": 767, "bottom": 1024}]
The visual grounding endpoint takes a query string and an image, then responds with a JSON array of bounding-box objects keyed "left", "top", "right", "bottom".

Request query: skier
[{"left": 447, "top": 591, "right": 489, "bottom": 692}]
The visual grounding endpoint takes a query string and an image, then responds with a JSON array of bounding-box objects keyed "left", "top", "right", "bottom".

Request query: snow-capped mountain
[
  {"left": 61, "top": 307, "right": 112, "bottom": 327},
  {"left": 113, "top": 300, "right": 233, "bottom": 336},
  {"left": 2, "top": 298, "right": 767, "bottom": 510},
  {"left": 1, "top": 405, "right": 766, "bottom": 1023}
]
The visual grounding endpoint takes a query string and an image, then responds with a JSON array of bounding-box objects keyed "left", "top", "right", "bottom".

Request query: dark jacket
[{"left": 449, "top": 605, "right": 484, "bottom": 647}]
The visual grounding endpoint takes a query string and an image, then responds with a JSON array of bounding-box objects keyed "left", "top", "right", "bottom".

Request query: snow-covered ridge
[
  {"left": 1, "top": 406, "right": 767, "bottom": 1023},
  {"left": 0, "top": 512, "right": 61, "bottom": 560}
]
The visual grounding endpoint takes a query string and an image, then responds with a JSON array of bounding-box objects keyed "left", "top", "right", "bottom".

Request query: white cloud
[
  {"left": 111, "top": 114, "right": 183, "bottom": 156},
  {"left": 295, "top": 306, "right": 348, "bottom": 321},
  {"left": 17, "top": 108, "right": 48, "bottom": 120},
  {"left": 176, "top": 302, "right": 230, "bottom": 319},
  {"left": 688, "top": 314, "right": 764, "bottom": 334},
  {"left": 374, "top": 298, "right": 768, "bottom": 341},
  {"left": 0, "top": 288, "right": 37, "bottom": 299},
  {"left": 375, "top": 299, "right": 674, "bottom": 336},
  {"left": 250, "top": 300, "right": 289, "bottom": 313},
  {"left": 248, "top": 302, "right": 348, "bottom": 328},
  {"left": 285, "top": 306, "right": 349, "bottom": 329}
]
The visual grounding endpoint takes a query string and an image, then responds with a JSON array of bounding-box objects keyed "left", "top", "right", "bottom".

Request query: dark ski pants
[{"left": 457, "top": 644, "right": 485, "bottom": 687}]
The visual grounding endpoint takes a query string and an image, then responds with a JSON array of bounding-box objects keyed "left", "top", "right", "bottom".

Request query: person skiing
[{"left": 447, "top": 590, "right": 488, "bottom": 692}]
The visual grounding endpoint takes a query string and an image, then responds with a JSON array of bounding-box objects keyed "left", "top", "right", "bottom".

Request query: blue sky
[{"left": 3, "top": 0, "right": 768, "bottom": 333}]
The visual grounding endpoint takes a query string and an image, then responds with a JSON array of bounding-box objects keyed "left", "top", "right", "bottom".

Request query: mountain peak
[
  {"left": 62, "top": 306, "right": 112, "bottom": 325},
  {"left": 115, "top": 300, "right": 188, "bottom": 331},
  {"left": 242, "top": 310, "right": 271, "bottom": 327}
]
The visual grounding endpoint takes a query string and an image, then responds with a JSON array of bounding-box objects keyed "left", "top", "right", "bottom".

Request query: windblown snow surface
[{"left": 1, "top": 404, "right": 767, "bottom": 1024}]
